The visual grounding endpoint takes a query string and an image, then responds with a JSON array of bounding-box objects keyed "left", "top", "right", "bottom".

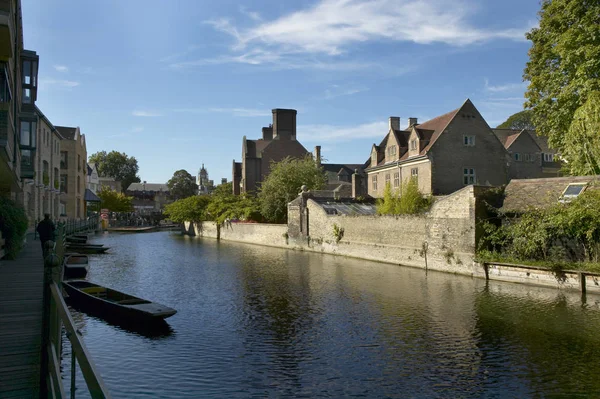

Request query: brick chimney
[
  {"left": 407, "top": 117, "right": 418, "bottom": 128},
  {"left": 389, "top": 116, "right": 400, "bottom": 131},
  {"left": 314, "top": 146, "right": 321, "bottom": 167},
  {"left": 262, "top": 126, "right": 273, "bottom": 140},
  {"left": 272, "top": 109, "right": 297, "bottom": 140},
  {"left": 352, "top": 169, "right": 362, "bottom": 198}
]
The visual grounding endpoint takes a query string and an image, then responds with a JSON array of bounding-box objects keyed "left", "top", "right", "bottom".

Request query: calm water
[{"left": 62, "top": 231, "right": 600, "bottom": 398}]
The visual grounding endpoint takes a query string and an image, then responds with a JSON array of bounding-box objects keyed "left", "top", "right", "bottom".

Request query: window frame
[
  {"left": 514, "top": 153, "right": 521, "bottom": 162},
  {"left": 372, "top": 175, "right": 378, "bottom": 191},
  {"left": 463, "top": 168, "right": 476, "bottom": 185},
  {"left": 410, "top": 139, "right": 418, "bottom": 151},
  {"left": 393, "top": 172, "right": 399, "bottom": 188},
  {"left": 60, "top": 151, "right": 68, "bottom": 169},
  {"left": 463, "top": 135, "right": 475, "bottom": 147}
]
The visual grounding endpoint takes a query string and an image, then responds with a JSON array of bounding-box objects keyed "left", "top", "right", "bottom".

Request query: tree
[
  {"left": 497, "top": 110, "right": 535, "bottom": 130},
  {"left": 89, "top": 151, "right": 141, "bottom": 192},
  {"left": 97, "top": 186, "right": 133, "bottom": 212},
  {"left": 164, "top": 195, "right": 212, "bottom": 224},
  {"left": 258, "top": 156, "right": 326, "bottom": 223},
  {"left": 167, "top": 169, "right": 198, "bottom": 200},
  {"left": 523, "top": 0, "right": 600, "bottom": 152},
  {"left": 207, "top": 182, "right": 261, "bottom": 224},
  {"left": 562, "top": 92, "right": 600, "bottom": 175}
]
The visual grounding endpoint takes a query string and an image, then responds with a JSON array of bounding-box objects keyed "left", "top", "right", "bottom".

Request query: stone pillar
[{"left": 352, "top": 170, "right": 362, "bottom": 198}]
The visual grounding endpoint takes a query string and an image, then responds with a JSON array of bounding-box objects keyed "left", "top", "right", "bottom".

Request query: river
[{"left": 62, "top": 230, "right": 600, "bottom": 398}]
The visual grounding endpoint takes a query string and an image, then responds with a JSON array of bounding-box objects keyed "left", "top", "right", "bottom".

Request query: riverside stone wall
[{"left": 184, "top": 221, "right": 288, "bottom": 248}]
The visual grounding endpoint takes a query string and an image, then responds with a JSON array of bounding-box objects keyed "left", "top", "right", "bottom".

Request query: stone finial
[{"left": 301, "top": 185, "right": 308, "bottom": 193}]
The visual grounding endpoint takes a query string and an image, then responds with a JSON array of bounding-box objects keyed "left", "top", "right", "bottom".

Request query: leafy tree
[
  {"left": 377, "top": 179, "right": 432, "bottom": 215},
  {"left": 89, "top": 151, "right": 141, "bottom": 192},
  {"left": 0, "top": 197, "right": 28, "bottom": 259},
  {"left": 164, "top": 195, "right": 212, "bottom": 224},
  {"left": 97, "top": 186, "right": 134, "bottom": 212},
  {"left": 207, "top": 182, "right": 261, "bottom": 224},
  {"left": 523, "top": 0, "right": 600, "bottom": 152},
  {"left": 167, "top": 169, "right": 198, "bottom": 200},
  {"left": 258, "top": 156, "right": 326, "bottom": 223},
  {"left": 376, "top": 182, "right": 397, "bottom": 215},
  {"left": 562, "top": 92, "right": 600, "bottom": 175},
  {"left": 497, "top": 110, "right": 535, "bottom": 130}
]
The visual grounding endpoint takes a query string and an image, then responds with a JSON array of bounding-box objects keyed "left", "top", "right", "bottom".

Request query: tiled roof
[
  {"left": 416, "top": 107, "right": 460, "bottom": 154},
  {"left": 492, "top": 128, "right": 555, "bottom": 153},
  {"left": 55, "top": 126, "right": 77, "bottom": 140},
  {"left": 500, "top": 176, "right": 600, "bottom": 213},
  {"left": 127, "top": 183, "right": 169, "bottom": 192}
]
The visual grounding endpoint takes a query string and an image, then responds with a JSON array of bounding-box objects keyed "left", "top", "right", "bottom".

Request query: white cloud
[
  {"left": 54, "top": 65, "right": 68, "bottom": 73},
  {"left": 173, "top": 107, "right": 270, "bottom": 117},
  {"left": 38, "top": 78, "right": 80, "bottom": 88},
  {"left": 132, "top": 110, "right": 162, "bottom": 117},
  {"left": 207, "top": 0, "right": 528, "bottom": 59},
  {"left": 324, "top": 84, "right": 369, "bottom": 99},
  {"left": 300, "top": 121, "right": 388, "bottom": 142},
  {"left": 484, "top": 78, "right": 527, "bottom": 93},
  {"left": 239, "top": 6, "right": 261, "bottom": 22}
]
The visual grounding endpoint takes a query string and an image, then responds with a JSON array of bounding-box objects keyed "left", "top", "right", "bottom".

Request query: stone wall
[
  {"left": 184, "top": 221, "right": 288, "bottom": 248},
  {"left": 289, "top": 185, "right": 482, "bottom": 277}
]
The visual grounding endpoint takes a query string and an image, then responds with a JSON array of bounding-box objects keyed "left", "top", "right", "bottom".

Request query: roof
[
  {"left": 127, "top": 182, "right": 169, "bottom": 192},
  {"left": 87, "top": 164, "right": 92, "bottom": 176},
  {"left": 313, "top": 198, "right": 377, "bottom": 216},
  {"left": 55, "top": 126, "right": 77, "bottom": 140},
  {"left": 416, "top": 106, "right": 461, "bottom": 153},
  {"left": 492, "top": 128, "right": 555, "bottom": 153},
  {"left": 501, "top": 176, "right": 600, "bottom": 213},
  {"left": 84, "top": 189, "right": 101, "bottom": 202}
]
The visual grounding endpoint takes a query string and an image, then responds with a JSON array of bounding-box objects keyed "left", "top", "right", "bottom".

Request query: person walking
[{"left": 36, "top": 213, "right": 56, "bottom": 257}]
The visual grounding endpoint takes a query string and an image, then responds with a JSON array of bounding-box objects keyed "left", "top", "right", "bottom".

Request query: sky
[{"left": 22, "top": 0, "right": 539, "bottom": 185}]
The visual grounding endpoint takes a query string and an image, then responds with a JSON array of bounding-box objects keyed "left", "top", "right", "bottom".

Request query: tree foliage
[
  {"left": 207, "top": 183, "right": 261, "bottom": 224},
  {"left": 89, "top": 151, "right": 141, "bottom": 192},
  {"left": 167, "top": 169, "right": 198, "bottom": 200},
  {"left": 97, "top": 186, "right": 134, "bottom": 212},
  {"left": 164, "top": 195, "right": 212, "bottom": 224},
  {"left": 497, "top": 110, "right": 535, "bottom": 130},
  {"left": 562, "top": 92, "right": 600, "bottom": 175},
  {"left": 376, "top": 179, "right": 433, "bottom": 215},
  {"left": 523, "top": 0, "right": 600, "bottom": 152},
  {"left": 258, "top": 156, "right": 327, "bottom": 223},
  {"left": 0, "top": 197, "right": 28, "bottom": 259}
]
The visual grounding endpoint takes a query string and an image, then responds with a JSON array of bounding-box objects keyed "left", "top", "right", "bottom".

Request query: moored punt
[
  {"left": 62, "top": 280, "right": 177, "bottom": 320},
  {"left": 63, "top": 254, "right": 89, "bottom": 279},
  {"left": 66, "top": 243, "right": 104, "bottom": 248},
  {"left": 66, "top": 236, "right": 87, "bottom": 244}
]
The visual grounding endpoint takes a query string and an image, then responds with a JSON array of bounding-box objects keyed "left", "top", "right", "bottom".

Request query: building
[
  {"left": 492, "top": 128, "right": 561, "bottom": 179},
  {"left": 197, "top": 163, "right": 214, "bottom": 194},
  {"left": 98, "top": 176, "right": 122, "bottom": 193},
  {"left": 0, "top": 0, "right": 40, "bottom": 202},
  {"left": 86, "top": 162, "right": 99, "bottom": 193},
  {"left": 55, "top": 126, "right": 87, "bottom": 218},
  {"left": 365, "top": 99, "right": 510, "bottom": 197},
  {"left": 126, "top": 182, "right": 171, "bottom": 214},
  {"left": 232, "top": 108, "right": 310, "bottom": 195},
  {"left": 314, "top": 145, "right": 368, "bottom": 199}
]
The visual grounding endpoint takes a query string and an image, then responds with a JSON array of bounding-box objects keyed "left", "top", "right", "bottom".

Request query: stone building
[
  {"left": 492, "top": 128, "right": 561, "bottom": 179},
  {"left": 98, "top": 176, "right": 121, "bottom": 193},
  {"left": 365, "top": 99, "right": 510, "bottom": 197},
  {"left": 56, "top": 126, "right": 87, "bottom": 218},
  {"left": 197, "top": 163, "right": 214, "bottom": 194},
  {"left": 126, "top": 182, "right": 171, "bottom": 214},
  {"left": 232, "top": 108, "right": 310, "bottom": 195}
]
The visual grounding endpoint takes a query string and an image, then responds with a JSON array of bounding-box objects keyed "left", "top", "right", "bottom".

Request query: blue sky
[{"left": 22, "top": 0, "right": 539, "bottom": 185}]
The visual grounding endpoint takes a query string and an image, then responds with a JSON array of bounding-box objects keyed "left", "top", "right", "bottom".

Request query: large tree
[
  {"left": 167, "top": 169, "right": 198, "bottom": 200},
  {"left": 258, "top": 156, "right": 326, "bottom": 223},
  {"left": 164, "top": 195, "right": 211, "bottom": 224},
  {"left": 523, "top": 0, "right": 600, "bottom": 152},
  {"left": 207, "top": 182, "right": 261, "bottom": 223},
  {"left": 89, "top": 151, "right": 141, "bottom": 192},
  {"left": 562, "top": 92, "right": 600, "bottom": 175},
  {"left": 96, "top": 186, "right": 133, "bottom": 212},
  {"left": 497, "top": 110, "right": 535, "bottom": 130}
]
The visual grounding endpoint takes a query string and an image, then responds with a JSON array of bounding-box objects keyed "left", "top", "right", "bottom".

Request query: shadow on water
[{"left": 67, "top": 303, "right": 175, "bottom": 339}]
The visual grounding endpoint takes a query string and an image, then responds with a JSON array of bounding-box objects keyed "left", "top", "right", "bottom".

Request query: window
[
  {"left": 78, "top": 155, "right": 81, "bottom": 171},
  {"left": 524, "top": 153, "right": 531, "bottom": 162},
  {"left": 372, "top": 175, "right": 378, "bottom": 191},
  {"left": 559, "top": 183, "right": 587, "bottom": 202},
  {"left": 411, "top": 168, "right": 418, "bottom": 177},
  {"left": 463, "top": 135, "right": 475, "bottom": 146},
  {"left": 463, "top": 168, "right": 476, "bottom": 185},
  {"left": 77, "top": 176, "right": 81, "bottom": 194},
  {"left": 387, "top": 145, "right": 397, "bottom": 158},
  {"left": 544, "top": 153, "right": 554, "bottom": 162},
  {"left": 410, "top": 140, "right": 417, "bottom": 151},
  {"left": 385, "top": 174, "right": 390, "bottom": 186},
  {"left": 60, "top": 174, "right": 68, "bottom": 193},
  {"left": 21, "top": 149, "right": 32, "bottom": 166},
  {"left": 60, "top": 151, "right": 68, "bottom": 169},
  {"left": 0, "top": 64, "right": 11, "bottom": 103},
  {"left": 20, "top": 120, "right": 36, "bottom": 148},
  {"left": 514, "top": 153, "right": 521, "bottom": 161},
  {"left": 393, "top": 172, "right": 399, "bottom": 188}
]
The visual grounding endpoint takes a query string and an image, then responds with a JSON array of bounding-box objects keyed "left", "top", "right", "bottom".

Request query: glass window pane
[
  {"left": 20, "top": 122, "right": 29, "bottom": 146},
  {"left": 23, "top": 60, "right": 31, "bottom": 84},
  {"left": 23, "top": 88, "right": 31, "bottom": 103},
  {"left": 21, "top": 149, "right": 31, "bottom": 165},
  {"left": 31, "top": 122, "right": 36, "bottom": 148}
]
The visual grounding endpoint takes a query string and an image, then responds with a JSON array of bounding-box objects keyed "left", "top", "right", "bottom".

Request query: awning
[{"left": 84, "top": 188, "right": 101, "bottom": 202}]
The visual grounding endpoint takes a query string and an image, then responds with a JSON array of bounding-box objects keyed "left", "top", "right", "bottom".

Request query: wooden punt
[
  {"left": 65, "top": 245, "right": 109, "bottom": 254},
  {"left": 63, "top": 254, "right": 89, "bottom": 279},
  {"left": 62, "top": 280, "right": 177, "bottom": 320}
]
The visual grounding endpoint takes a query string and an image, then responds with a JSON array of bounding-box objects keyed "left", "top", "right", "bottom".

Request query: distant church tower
[{"left": 198, "top": 163, "right": 213, "bottom": 194}]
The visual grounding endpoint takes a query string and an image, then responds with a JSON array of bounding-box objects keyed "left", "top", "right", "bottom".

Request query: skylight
[{"left": 559, "top": 183, "right": 587, "bottom": 202}]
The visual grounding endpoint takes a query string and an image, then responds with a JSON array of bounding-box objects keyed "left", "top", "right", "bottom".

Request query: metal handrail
[{"left": 48, "top": 282, "right": 111, "bottom": 398}]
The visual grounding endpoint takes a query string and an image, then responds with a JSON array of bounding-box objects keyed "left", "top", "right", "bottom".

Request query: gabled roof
[
  {"left": 501, "top": 176, "right": 599, "bottom": 213},
  {"left": 127, "top": 182, "right": 169, "bottom": 192},
  {"left": 416, "top": 106, "right": 461, "bottom": 154},
  {"left": 492, "top": 128, "right": 555, "bottom": 153},
  {"left": 55, "top": 126, "right": 77, "bottom": 140}
]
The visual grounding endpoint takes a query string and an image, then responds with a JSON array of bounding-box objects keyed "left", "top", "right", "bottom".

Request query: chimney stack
[
  {"left": 389, "top": 116, "right": 400, "bottom": 131},
  {"left": 408, "top": 117, "right": 418, "bottom": 128},
  {"left": 314, "top": 145, "right": 321, "bottom": 167},
  {"left": 272, "top": 108, "right": 297, "bottom": 140}
]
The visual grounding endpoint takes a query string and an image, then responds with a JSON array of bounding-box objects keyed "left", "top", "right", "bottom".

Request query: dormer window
[
  {"left": 559, "top": 183, "right": 587, "bottom": 203},
  {"left": 410, "top": 139, "right": 417, "bottom": 151},
  {"left": 387, "top": 145, "right": 397, "bottom": 158},
  {"left": 463, "top": 135, "right": 475, "bottom": 146}
]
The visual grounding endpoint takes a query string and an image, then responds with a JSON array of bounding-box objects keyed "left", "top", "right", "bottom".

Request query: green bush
[
  {"left": 377, "top": 179, "right": 433, "bottom": 215},
  {"left": 0, "top": 197, "right": 29, "bottom": 259}
]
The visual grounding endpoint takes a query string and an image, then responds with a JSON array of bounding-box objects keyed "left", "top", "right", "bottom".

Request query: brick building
[{"left": 56, "top": 126, "right": 87, "bottom": 218}]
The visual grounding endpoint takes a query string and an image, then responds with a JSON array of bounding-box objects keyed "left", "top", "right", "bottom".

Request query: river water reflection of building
[{"left": 63, "top": 231, "right": 600, "bottom": 398}]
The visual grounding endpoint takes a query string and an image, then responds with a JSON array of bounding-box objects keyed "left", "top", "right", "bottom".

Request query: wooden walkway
[{"left": 0, "top": 235, "right": 44, "bottom": 398}]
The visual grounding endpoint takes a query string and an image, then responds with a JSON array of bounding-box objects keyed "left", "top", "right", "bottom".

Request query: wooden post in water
[{"left": 579, "top": 272, "right": 586, "bottom": 294}]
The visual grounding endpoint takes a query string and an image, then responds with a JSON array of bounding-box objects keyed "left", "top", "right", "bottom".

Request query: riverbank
[{"left": 182, "top": 221, "right": 600, "bottom": 296}]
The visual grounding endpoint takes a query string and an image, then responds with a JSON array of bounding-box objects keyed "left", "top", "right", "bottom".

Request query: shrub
[
  {"left": 0, "top": 197, "right": 29, "bottom": 259},
  {"left": 377, "top": 179, "right": 433, "bottom": 215}
]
